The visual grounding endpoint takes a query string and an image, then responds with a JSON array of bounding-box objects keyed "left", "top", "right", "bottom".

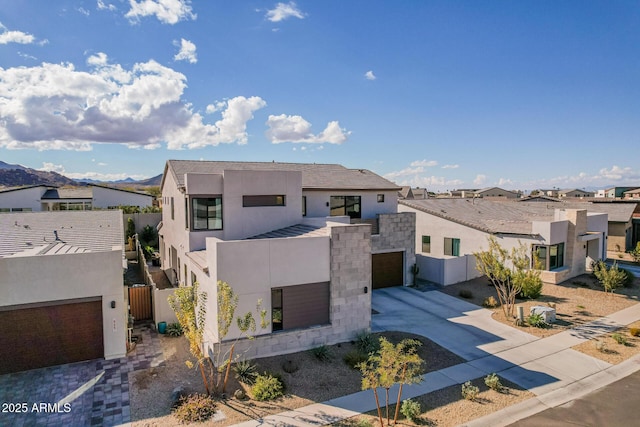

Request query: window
[
  {"left": 185, "top": 198, "right": 189, "bottom": 229},
  {"left": 422, "top": 235, "right": 431, "bottom": 253},
  {"left": 192, "top": 197, "right": 223, "bottom": 230},
  {"left": 330, "top": 195, "right": 361, "bottom": 219},
  {"left": 170, "top": 197, "right": 174, "bottom": 220},
  {"left": 302, "top": 196, "right": 307, "bottom": 217},
  {"left": 242, "top": 195, "right": 286, "bottom": 207},
  {"left": 191, "top": 272, "right": 197, "bottom": 286},
  {"left": 534, "top": 243, "right": 564, "bottom": 271},
  {"left": 377, "top": 194, "right": 385, "bottom": 203},
  {"left": 444, "top": 237, "right": 460, "bottom": 256},
  {"left": 271, "top": 282, "right": 329, "bottom": 332}
]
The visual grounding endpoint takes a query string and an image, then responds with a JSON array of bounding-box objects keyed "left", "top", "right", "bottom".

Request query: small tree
[
  {"left": 392, "top": 339, "right": 423, "bottom": 424},
  {"left": 125, "top": 217, "right": 136, "bottom": 243},
  {"left": 594, "top": 260, "right": 627, "bottom": 294},
  {"left": 629, "top": 242, "right": 640, "bottom": 264}
]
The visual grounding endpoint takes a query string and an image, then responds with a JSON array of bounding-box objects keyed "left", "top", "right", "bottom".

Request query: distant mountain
[
  {"left": 0, "top": 161, "right": 28, "bottom": 171},
  {"left": 0, "top": 168, "right": 78, "bottom": 187},
  {"left": 133, "top": 174, "right": 162, "bottom": 186}
]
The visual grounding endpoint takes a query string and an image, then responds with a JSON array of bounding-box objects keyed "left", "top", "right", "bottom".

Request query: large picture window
[
  {"left": 192, "top": 197, "right": 222, "bottom": 230},
  {"left": 444, "top": 237, "right": 460, "bottom": 256},
  {"left": 330, "top": 195, "right": 361, "bottom": 219},
  {"left": 534, "top": 243, "right": 564, "bottom": 270}
]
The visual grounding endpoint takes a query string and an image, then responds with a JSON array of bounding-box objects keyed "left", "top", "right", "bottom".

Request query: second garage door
[
  {"left": 0, "top": 298, "right": 104, "bottom": 375},
  {"left": 372, "top": 251, "right": 404, "bottom": 289}
]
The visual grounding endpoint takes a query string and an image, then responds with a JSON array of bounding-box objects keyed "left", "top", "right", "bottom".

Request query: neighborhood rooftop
[
  {"left": 163, "top": 160, "right": 400, "bottom": 191},
  {"left": 0, "top": 211, "right": 123, "bottom": 258}
]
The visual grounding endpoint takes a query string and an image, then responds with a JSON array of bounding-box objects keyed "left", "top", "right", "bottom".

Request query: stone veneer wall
[
  {"left": 212, "top": 224, "right": 372, "bottom": 360},
  {"left": 541, "top": 209, "right": 588, "bottom": 284},
  {"left": 371, "top": 212, "right": 416, "bottom": 286}
]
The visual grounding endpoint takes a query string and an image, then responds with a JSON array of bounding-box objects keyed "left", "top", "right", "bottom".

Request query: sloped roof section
[
  {"left": 41, "top": 187, "right": 93, "bottom": 200},
  {"left": 0, "top": 211, "right": 123, "bottom": 258},
  {"left": 164, "top": 160, "right": 400, "bottom": 191}
]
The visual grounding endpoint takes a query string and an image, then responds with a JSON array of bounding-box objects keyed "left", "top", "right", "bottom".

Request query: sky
[{"left": 0, "top": 0, "right": 639, "bottom": 192}]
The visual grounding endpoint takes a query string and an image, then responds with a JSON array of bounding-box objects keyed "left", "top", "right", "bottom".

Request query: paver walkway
[
  {"left": 231, "top": 287, "right": 640, "bottom": 427},
  {"left": 0, "top": 322, "right": 163, "bottom": 427}
]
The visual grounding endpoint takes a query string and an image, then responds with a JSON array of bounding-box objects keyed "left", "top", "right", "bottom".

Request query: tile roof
[
  {"left": 0, "top": 211, "right": 123, "bottom": 257},
  {"left": 41, "top": 187, "right": 93, "bottom": 200},
  {"left": 164, "top": 160, "right": 400, "bottom": 191},
  {"left": 246, "top": 224, "right": 330, "bottom": 239}
]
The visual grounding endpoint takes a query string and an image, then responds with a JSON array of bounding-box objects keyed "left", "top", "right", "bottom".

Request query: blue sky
[{"left": 0, "top": 1, "right": 638, "bottom": 191}]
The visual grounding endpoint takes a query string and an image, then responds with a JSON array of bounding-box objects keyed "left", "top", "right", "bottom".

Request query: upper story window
[
  {"left": 377, "top": 194, "right": 385, "bottom": 203},
  {"left": 330, "top": 195, "right": 361, "bottom": 219},
  {"left": 444, "top": 237, "right": 460, "bottom": 256},
  {"left": 242, "top": 195, "right": 286, "bottom": 207},
  {"left": 422, "top": 235, "right": 431, "bottom": 253},
  {"left": 192, "top": 197, "right": 223, "bottom": 230},
  {"left": 170, "top": 197, "right": 174, "bottom": 220}
]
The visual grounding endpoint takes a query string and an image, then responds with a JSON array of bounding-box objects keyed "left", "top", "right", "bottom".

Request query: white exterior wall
[
  {"left": 0, "top": 186, "right": 47, "bottom": 211},
  {"left": 153, "top": 287, "right": 179, "bottom": 325},
  {"left": 92, "top": 186, "right": 153, "bottom": 209},
  {"left": 304, "top": 190, "right": 398, "bottom": 219},
  {"left": 532, "top": 219, "right": 568, "bottom": 245},
  {"left": 0, "top": 250, "right": 126, "bottom": 360}
]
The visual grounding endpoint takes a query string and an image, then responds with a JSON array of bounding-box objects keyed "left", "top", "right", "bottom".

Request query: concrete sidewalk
[{"left": 231, "top": 287, "right": 640, "bottom": 427}]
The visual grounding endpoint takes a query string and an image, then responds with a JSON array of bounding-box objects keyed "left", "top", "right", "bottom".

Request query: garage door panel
[
  {"left": 0, "top": 300, "right": 103, "bottom": 375},
  {"left": 372, "top": 251, "right": 403, "bottom": 289}
]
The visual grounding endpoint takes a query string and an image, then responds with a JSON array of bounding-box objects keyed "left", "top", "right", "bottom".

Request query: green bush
[
  {"left": 518, "top": 275, "right": 543, "bottom": 299},
  {"left": 526, "top": 312, "right": 549, "bottom": 329},
  {"left": 612, "top": 332, "right": 628, "bottom": 346},
  {"left": 343, "top": 350, "right": 368, "bottom": 369},
  {"left": 400, "top": 398, "right": 421, "bottom": 421},
  {"left": 166, "top": 322, "right": 183, "bottom": 337},
  {"left": 251, "top": 373, "right": 284, "bottom": 401},
  {"left": 172, "top": 393, "right": 217, "bottom": 423},
  {"left": 233, "top": 360, "right": 258, "bottom": 385},
  {"left": 484, "top": 373, "right": 503, "bottom": 392},
  {"left": 459, "top": 290, "right": 473, "bottom": 299},
  {"left": 355, "top": 332, "right": 379, "bottom": 354},
  {"left": 310, "top": 345, "right": 333, "bottom": 362},
  {"left": 461, "top": 381, "right": 480, "bottom": 401}
]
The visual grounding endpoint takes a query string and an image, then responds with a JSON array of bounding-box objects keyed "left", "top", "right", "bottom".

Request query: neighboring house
[
  {"left": 595, "top": 186, "right": 639, "bottom": 199},
  {"left": 558, "top": 189, "right": 594, "bottom": 199},
  {"left": 449, "top": 189, "right": 479, "bottom": 198},
  {"left": 0, "top": 184, "right": 153, "bottom": 212},
  {"left": 518, "top": 195, "right": 562, "bottom": 202},
  {"left": 531, "top": 189, "right": 560, "bottom": 198},
  {"left": 623, "top": 188, "right": 640, "bottom": 200},
  {"left": 398, "top": 186, "right": 428, "bottom": 200},
  {"left": 398, "top": 199, "right": 608, "bottom": 286},
  {"left": 158, "top": 160, "right": 415, "bottom": 359},
  {"left": 0, "top": 211, "right": 127, "bottom": 374},
  {"left": 474, "top": 187, "right": 520, "bottom": 199}
]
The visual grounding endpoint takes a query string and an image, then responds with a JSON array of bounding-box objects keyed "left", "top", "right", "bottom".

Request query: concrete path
[{"left": 231, "top": 286, "right": 640, "bottom": 427}]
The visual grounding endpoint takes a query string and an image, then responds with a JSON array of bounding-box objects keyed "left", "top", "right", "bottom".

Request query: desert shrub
[
  {"left": 400, "top": 398, "right": 421, "bottom": 421},
  {"left": 612, "top": 333, "right": 628, "bottom": 346},
  {"left": 484, "top": 373, "right": 503, "bottom": 392},
  {"left": 172, "top": 393, "right": 217, "bottom": 423},
  {"left": 282, "top": 359, "right": 299, "bottom": 374},
  {"left": 482, "top": 296, "right": 498, "bottom": 308},
  {"left": 251, "top": 373, "right": 284, "bottom": 401},
  {"left": 595, "top": 340, "right": 608, "bottom": 353},
  {"left": 594, "top": 261, "right": 627, "bottom": 293},
  {"left": 311, "top": 345, "right": 333, "bottom": 362},
  {"left": 166, "top": 322, "right": 183, "bottom": 336},
  {"left": 233, "top": 360, "right": 258, "bottom": 385},
  {"left": 355, "top": 332, "right": 380, "bottom": 354},
  {"left": 459, "top": 289, "right": 473, "bottom": 299},
  {"left": 527, "top": 312, "right": 549, "bottom": 329},
  {"left": 343, "top": 350, "right": 368, "bottom": 369},
  {"left": 518, "top": 275, "right": 543, "bottom": 299},
  {"left": 461, "top": 381, "right": 479, "bottom": 401},
  {"left": 629, "top": 327, "right": 640, "bottom": 337}
]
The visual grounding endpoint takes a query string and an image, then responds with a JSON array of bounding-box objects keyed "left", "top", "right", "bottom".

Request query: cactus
[{"left": 411, "top": 263, "right": 420, "bottom": 286}]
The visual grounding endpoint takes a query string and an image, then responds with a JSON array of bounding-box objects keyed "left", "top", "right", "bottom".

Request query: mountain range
[{"left": 0, "top": 161, "right": 161, "bottom": 188}]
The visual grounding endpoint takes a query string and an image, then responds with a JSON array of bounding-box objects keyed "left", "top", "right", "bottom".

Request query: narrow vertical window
[
  {"left": 271, "top": 289, "right": 283, "bottom": 332},
  {"left": 422, "top": 236, "right": 431, "bottom": 253}
]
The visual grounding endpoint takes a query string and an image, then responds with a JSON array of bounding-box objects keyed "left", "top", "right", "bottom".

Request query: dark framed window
[
  {"left": 170, "top": 197, "right": 174, "bottom": 220},
  {"left": 377, "top": 194, "right": 384, "bottom": 203},
  {"left": 534, "top": 243, "right": 564, "bottom": 271},
  {"left": 192, "top": 197, "right": 223, "bottom": 230},
  {"left": 330, "top": 195, "right": 361, "bottom": 219},
  {"left": 242, "top": 195, "right": 285, "bottom": 207},
  {"left": 444, "top": 237, "right": 460, "bottom": 256},
  {"left": 271, "top": 289, "right": 283, "bottom": 332},
  {"left": 184, "top": 198, "right": 189, "bottom": 229},
  {"left": 302, "top": 196, "right": 307, "bottom": 216},
  {"left": 422, "top": 235, "right": 431, "bottom": 253}
]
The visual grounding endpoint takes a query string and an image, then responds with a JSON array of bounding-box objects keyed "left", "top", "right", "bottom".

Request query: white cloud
[
  {"left": 497, "top": 178, "right": 514, "bottom": 187},
  {"left": 266, "top": 2, "right": 305, "bottom": 22},
  {"left": 97, "top": 0, "right": 117, "bottom": 11},
  {"left": 364, "top": 70, "right": 376, "bottom": 81},
  {"left": 78, "top": 7, "right": 90, "bottom": 16},
  {"left": 0, "top": 22, "right": 36, "bottom": 45},
  {"left": 126, "top": 0, "right": 196, "bottom": 25},
  {"left": 265, "top": 114, "right": 350, "bottom": 144},
  {"left": 38, "top": 162, "right": 66, "bottom": 173},
  {"left": 596, "top": 165, "right": 639, "bottom": 181},
  {"left": 384, "top": 166, "right": 424, "bottom": 180},
  {"left": 473, "top": 174, "right": 487, "bottom": 186},
  {"left": 0, "top": 54, "right": 266, "bottom": 151},
  {"left": 410, "top": 159, "right": 438, "bottom": 168},
  {"left": 442, "top": 164, "right": 459, "bottom": 169},
  {"left": 174, "top": 38, "right": 197, "bottom": 63}
]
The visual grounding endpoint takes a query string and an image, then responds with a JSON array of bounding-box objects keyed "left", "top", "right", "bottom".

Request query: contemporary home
[
  {"left": 473, "top": 187, "right": 520, "bottom": 199},
  {"left": 623, "top": 188, "right": 640, "bottom": 199},
  {"left": 595, "top": 186, "right": 639, "bottom": 199},
  {"left": 158, "top": 160, "right": 415, "bottom": 359},
  {"left": 398, "top": 199, "right": 608, "bottom": 286},
  {"left": 0, "top": 184, "right": 153, "bottom": 212},
  {"left": 0, "top": 210, "right": 127, "bottom": 374},
  {"left": 558, "top": 188, "right": 594, "bottom": 199}
]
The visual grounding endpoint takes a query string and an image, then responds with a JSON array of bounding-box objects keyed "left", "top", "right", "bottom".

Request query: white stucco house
[
  {"left": 158, "top": 160, "right": 415, "bottom": 359},
  {"left": 398, "top": 199, "right": 608, "bottom": 286},
  {"left": 0, "top": 184, "right": 153, "bottom": 212},
  {"left": 0, "top": 210, "right": 127, "bottom": 374}
]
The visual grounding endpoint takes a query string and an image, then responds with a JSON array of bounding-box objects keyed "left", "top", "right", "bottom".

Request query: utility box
[{"left": 530, "top": 306, "right": 556, "bottom": 323}]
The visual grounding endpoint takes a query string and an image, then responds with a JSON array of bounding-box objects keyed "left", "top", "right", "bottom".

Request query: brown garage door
[
  {"left": 0, "top": 299, "right": 103, "bottom": 374},
  {"left": 372, "top": 251, "right": 404, "bottom": 289}
]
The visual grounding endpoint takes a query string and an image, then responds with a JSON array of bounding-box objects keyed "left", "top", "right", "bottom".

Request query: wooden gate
[{"left": 129, "top": 285, "right": 152, "bottom": 321}]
